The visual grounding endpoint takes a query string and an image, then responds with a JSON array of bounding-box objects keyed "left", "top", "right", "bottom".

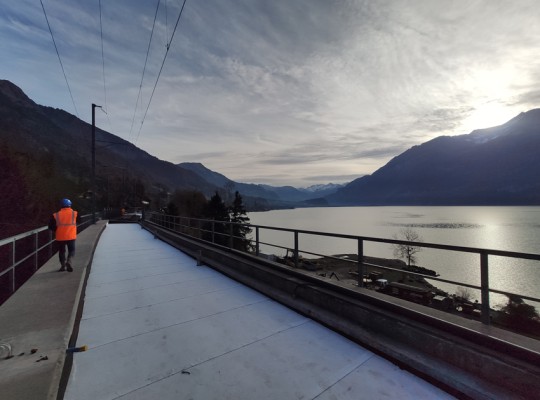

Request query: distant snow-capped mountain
[
  {"left": 301, "top": 183, "right": 345, "bottom": 193},
  {"left": 178, "top": 162, "right": 346, "bottom": 204}
]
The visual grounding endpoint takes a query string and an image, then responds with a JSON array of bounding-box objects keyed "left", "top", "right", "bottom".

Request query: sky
[{"left": 1, "top": 0, "right": 540, "bottom": 187}]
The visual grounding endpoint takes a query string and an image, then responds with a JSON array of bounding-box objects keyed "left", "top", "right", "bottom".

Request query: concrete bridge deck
[{"left": 1, "top": 223, "right": 455, "bottom": 399}]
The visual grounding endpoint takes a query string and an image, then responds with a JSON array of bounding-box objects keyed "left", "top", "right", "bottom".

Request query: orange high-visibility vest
[{"left": 54, "top": 208, "right": 78, "bottom": 241}]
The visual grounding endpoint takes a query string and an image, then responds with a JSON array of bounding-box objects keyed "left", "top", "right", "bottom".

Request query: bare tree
[
  {"left": 455, "top": 286, "right": 473, "bottom": 302},
  {"left": 393, "top": 228, "right": 422, "bottom": 266}
]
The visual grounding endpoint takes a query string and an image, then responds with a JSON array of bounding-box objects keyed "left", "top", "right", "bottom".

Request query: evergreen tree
[
  {"left": 170, "top": 190, "right": 207, "bottom": 218},
  {"left": 203, "top": 192, "right": 230, "bottom": 246},
  {"left": 230, "top": 191, "right": 253, "bottom": 251},
  {"left": 166, "top": 202, "right": 179, "bottom": 216}
]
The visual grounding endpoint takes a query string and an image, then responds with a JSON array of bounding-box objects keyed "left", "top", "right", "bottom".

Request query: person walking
[{"left": 49, "top": 198, "right": 79, "bottom": 272}]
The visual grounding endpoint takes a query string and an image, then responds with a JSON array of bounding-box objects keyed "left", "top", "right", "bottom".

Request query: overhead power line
[
  {"left": 129, "top": 0, "right": 162, "bottom": 142},
  {"left": 135, "top": 0, "right": 189, "bottom": 144},
  {"left": 39, "top": 0, "right": 79, "bottom": 118},
  {"left": 165, "top": 0, "right": 170, "bottom": 42},
  {"left": 98, "top": 0, "right": 113, "bottom": 130},
  {"left": 99, "top": 0, "right": 108, "bottom": 113}
]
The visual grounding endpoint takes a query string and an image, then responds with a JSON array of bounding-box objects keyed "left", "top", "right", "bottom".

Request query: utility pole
[{"left": 92, "top": 103, "right": 101, "bottom": 224}]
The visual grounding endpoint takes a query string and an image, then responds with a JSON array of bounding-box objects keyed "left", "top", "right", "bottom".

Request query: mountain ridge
[{"left": 178, "top": 162, "right": 343, "bottom": 203}]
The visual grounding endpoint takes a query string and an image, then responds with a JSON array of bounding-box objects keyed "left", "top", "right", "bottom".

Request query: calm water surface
[{"left": 248, "top": 206, "right": 540, "bottom": 307}]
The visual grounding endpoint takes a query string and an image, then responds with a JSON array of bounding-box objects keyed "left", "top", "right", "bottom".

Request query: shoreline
[
  {"left": 276, "top": 253, "right": 540, "bottom": 339},
  {"left": 286, "top": 253, "right": 443, "bottom": 293}
]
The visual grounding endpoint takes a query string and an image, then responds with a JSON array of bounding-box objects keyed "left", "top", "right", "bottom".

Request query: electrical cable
[
  {"left": 39, "top": 0, "right": 79, "bottom": 118},
  {"left": 134, "top": 0, "right": 189, "bottom": 144},
  {"left": 128, "top": 0, "right": 162, "bottom": 143},
  {"left": 99, "top": 0, "right": 107, "bottom": 109},
  {"left": 99, "top": 0, "right": 113, "bottom": 131},
  {"left": 165, "top": 0, "right": 169, "bottom": 42}
]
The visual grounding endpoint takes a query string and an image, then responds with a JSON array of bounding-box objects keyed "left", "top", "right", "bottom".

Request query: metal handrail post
[
  {"left": 229, "top": 223, "right": 233, "bottom": 249},
  {"left": 358, "top": 239, "right": 364, "bottom": 287},
  {"left": 294, "top": 231, "right": 299, "bottom": 268},
  {"left": 11, "top": 238, "right": 16, "bottom": 293},
  {"left": 255, "top": 227, "right": 260, "bottom": 256},
  {"left": 48, "top": 230, "right": 53, "bottom": 259},
  {"left": 480, "top": 252, "right": 490, "bottom": 324},
  {"left": 34, "top": 232, "right": 38, "bottom": 271}
]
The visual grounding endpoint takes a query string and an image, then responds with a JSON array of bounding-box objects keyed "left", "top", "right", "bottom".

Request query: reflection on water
[
  {"left": 387, "top": 222, "right": 482, "bottom": 229},
  {"left": 249, "top": 206, "right": 540, "bottom": 308}
]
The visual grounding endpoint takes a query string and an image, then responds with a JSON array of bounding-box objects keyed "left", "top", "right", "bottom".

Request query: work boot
[
  {"left": 66, "top": 258, "right": 73, "bottom": 272},
  {"left": 58, "top": 261, "right": 66, "bottom": 272}
]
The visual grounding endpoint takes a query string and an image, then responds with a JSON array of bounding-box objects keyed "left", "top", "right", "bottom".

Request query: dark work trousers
[{"left": 56, "top": 240, "right": 76, "bottom": 265}]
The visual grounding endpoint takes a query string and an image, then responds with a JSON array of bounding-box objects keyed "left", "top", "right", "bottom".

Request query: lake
[{"left": 248, "top": 206, "right": 540, "bottom": 308}]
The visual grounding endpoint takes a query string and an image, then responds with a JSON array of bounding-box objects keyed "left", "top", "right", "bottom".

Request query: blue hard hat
[{"left": 61, "top": 198, "right": 72, "bottom": 208}]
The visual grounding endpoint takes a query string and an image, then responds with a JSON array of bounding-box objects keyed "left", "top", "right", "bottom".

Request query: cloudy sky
[{"left": 1, "top": 1, "right": 539, "bottom": 187}]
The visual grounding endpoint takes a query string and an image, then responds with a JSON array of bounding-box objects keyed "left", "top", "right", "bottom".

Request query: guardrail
[
  {"left": 0, "top": 214, "right": 95, "bottom": 305},
  {"left": 147, "top": 211, "right": 540, "bottom": 326}
]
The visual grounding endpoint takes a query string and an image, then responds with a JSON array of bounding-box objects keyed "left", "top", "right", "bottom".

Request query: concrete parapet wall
[{"left": 147, "top": 222, "right": 540, "bottom": 400}]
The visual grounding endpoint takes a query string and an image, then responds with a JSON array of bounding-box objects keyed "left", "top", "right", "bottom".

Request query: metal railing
[
  {"left": 0, "top": 214, "right": 95, "bottom": 305},
  {"left": 147, "top": 212, "right": 540, "bottom": 325}
]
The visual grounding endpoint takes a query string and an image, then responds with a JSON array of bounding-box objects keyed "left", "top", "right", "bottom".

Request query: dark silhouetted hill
[
  {"left": 327, "top": 110, "right": 540, "bottom": 205},
  {"left": 0, "top": 80, "right": 216, "bottom": 237}
]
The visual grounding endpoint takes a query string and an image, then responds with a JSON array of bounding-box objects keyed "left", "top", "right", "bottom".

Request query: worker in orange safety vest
[{"left": 48, "top": 198, "right": 79, "bottom": 272}]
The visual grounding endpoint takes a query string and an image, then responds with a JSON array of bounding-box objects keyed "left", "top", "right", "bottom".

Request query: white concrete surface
[{"left": 65, "top": 224, "right": 455, "bottom": 399}]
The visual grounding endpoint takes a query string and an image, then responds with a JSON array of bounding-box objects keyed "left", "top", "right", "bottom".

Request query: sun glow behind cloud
[
  {"left": 455, "top": 63, "right": 525, "bottom": 132},
  {"left": 460, "top": 102, "right": 519, "bottom": 133}
]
